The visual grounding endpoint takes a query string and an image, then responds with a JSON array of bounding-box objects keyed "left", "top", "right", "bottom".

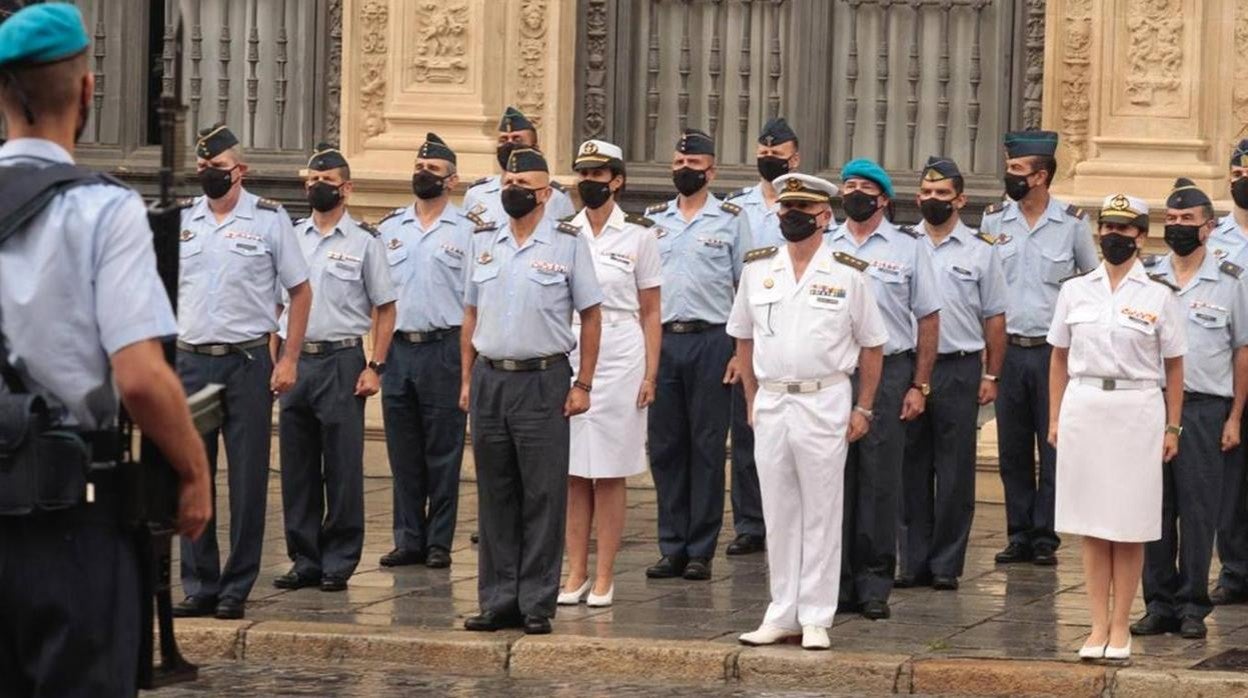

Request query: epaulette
[
  {"left": 743, "top": 246, "right": 778, "bottom": 264},
  {"left": 359, "top": 221, "right": 381, "bottom": 238},
  {"left": 1065, "top": 204, "right": 1087, "bottom": 220},
  {"left": 720, "top": 201, "right": 742, "bottom": 216},
  {"left": 896, "top": 224, "right": 920, "bottom": 239},
  {"left": 1149, "top": 273, "right": 1181, "bottom": 292},
  {"left": 645, "top": 202, "right": 669, "bottom": 215},
  {"left": 625, "top": 212, "right": 655, "bottom": 228},
  {"left": 473, "top": 221, "right": 498, "bottom": 233},
  {"left": 256, "top": 197, "right": 281, "bottom": 211},
  {"left": 724, "top": 186, "right": 751, "bottom": 201},
  {"left": 1221, "top": 261, "right": 1244, "bottom": 279},
  {"left": 833, "top": 251, "right": 869, "bottom": 272},
  {"left": 468, "top": 176, "right": 491, "bottom": 189},
  {"left": 379, "top": 207, "right": 405, "bottom": 224},
  {"left": 1140, "top": 253, "right": 1160, "bottom": 268},
  {"left": 559, "top": 214, "right": 576, "bottom": 222},
  {"left": 982, "top": 202, "right": 1003, "bottom": 217},
  {"left": 176, "top": 197, "right": 196, "bottom": 209},
  {"left": 557, "top": 220, "right": 581, "bottom": 236},
  {"left": 1060, "top": 269, "right": 1092, "bottom": 284},
  {"left": 974, "top": 231, "right": 997, "bottom": 245},
  {"left": 292, "top": 217, "right": 307, "bottom": 228},
  {"left": 465, "top": 210, "right": 490, "bottom": 228},
  {"left": 550, "top": 180, "right": 566, "bottom": 192}
]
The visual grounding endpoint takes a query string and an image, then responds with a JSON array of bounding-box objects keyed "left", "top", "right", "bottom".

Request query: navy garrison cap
[
  {"left": 921, "top": 156, "right": 962, "bottom": 182},
  {"left": 196, "top": 123, "right": 239, "bottom": 159},
  {"left": 758, "top": 117, "right": 797, "bottom": 147},
  {"left": 499, "top": 106, "right": 535, "bottom": 134},
  {"left": 676, "top": 128, "right": 715, "bottom": 156},
  {"left": 1004, "top": 129, "right": 1059, "bottom": 158},
  {"left": 505, "top": 147, "right": 548, "bottom": 174},
  {"left": 1166, "top": 178, "right": 1211, "bottom": 210},
  {"left": 306, "top": 143, "right": 348, "bottom": 172},
  {"left": 0, "top": 3, "right": 88, "bottom": 68},
  {"left": 418, "top": 132, "right": 456, "bottom": 164},
  {"left": 1231, "top": 139, "right": 1248, "bottom": 169}
]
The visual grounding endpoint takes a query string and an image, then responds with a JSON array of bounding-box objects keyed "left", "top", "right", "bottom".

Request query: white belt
[
  {"left": 761, "top": 375, "right": 846, "bottom": 394},
  {"left": 1075, "top": 377, "right": 1157, "bottom": 391}
]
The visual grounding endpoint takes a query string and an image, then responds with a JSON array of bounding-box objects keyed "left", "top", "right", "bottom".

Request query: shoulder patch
[
  {"left": 557, "top": 220, "right": 581, "bottom": 236},
  {"left": 645, "top": 202, "right": 669, "bottom": 215},
  {"left": 468, "top": 176, "right": 492, "bottom": 189},
  {"left": 379, "top": 207, "right": 405, "bottom": 224},
  {"left": 550, "top": 180, "right": 566, "bottom": 192},
  {"left": 625, "top": 212, "right": 655, "bottom": 228},
  {"left": 743, "top": 246, "right": 778, "bottom": 264},
  {"left": 1221, "top": 261, "right": 1244, "bottom": 279},
  {"left": 974, "top": 231, "right": 997, "bottom": 245},
  {"left": 256, "top": 197, "right": 281, "bottom": 212},
  {"left": 982, "top": 203, "right": 1003, "bottom": 217},
  {"left": 719, "top": 201, "right": 742, "bottom": 216},
  {"left": 359, "top": 221, "right": 381, "bottom": 237},
  {"left": 1065, "top": 204, "right": 1087, "bottom": 220},
  {"left": 1060, "top": 269, "right": 1092, "bottom": 284},
  {"left": 1148, "top": 273, "right": 1181, "bottom": 292},
  {"left": 833, "top": 251, "right": 870, "bottom": 272},
  {"left": 896, "top": 224, "right": 920, "bottom": 239}
]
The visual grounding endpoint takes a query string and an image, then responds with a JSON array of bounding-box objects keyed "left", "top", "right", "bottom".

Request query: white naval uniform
[
  {"left": 727, "top": 244, "right": 888, "bottom": 629},
  {"left": 1047, "top": 260, "right": 1186, "bottom": 542},
  {"left": 568, "top": 204, "right": 663, "bottom": 479}
]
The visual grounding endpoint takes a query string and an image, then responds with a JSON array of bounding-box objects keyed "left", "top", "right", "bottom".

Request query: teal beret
[
  {"left": 0, "top": 3, "right": 89, "bottom": 68},
  {"left": 841, "top": 158, "right": 894, "bottom": 199}
]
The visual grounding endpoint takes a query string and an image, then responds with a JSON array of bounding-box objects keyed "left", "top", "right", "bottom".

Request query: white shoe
[
  {"left": 557, "top": 579, "right": 591, "bottom": 606},
  {"left": 586, "top": 584, "right": 614, "bottom": 607},
  {"left": 1078, "top": 641, "right": 1106, "bottom": 660},
  {"left": 801, "top": 625, "right": 831, "bottom": 650},
  {"left": 1104, "top": 639, "right": 1131, "bottom": 660},
  {"left": 738, "top": 625, "right": 800, "bottom": 646}
]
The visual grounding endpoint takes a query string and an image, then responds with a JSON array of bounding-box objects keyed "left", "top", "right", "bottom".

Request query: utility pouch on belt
[{"left": 0, "top": 393, "right": 91, "bottom": 515}]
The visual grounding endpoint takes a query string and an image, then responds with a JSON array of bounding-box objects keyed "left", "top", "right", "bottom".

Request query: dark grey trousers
[
  {"left": 996, "top": 343, "right": 1060, "bottom": 549},
  {"left": 902, "top": 353, "right": 981, "bottom": 579},
  {"left": 177, "top": 346, "right": 274, "bottom": 602},
  {"left": 279, "top": 345, "right": 367, "bottom": 579},
  {"left": 471, "top": 358, "right": 571, "bottom": 619}
]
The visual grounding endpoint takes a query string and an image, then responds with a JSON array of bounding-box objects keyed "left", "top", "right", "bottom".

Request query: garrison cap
[
  {"left": 1166, "top": 177, "right": 1212, "bottom": 210},
  {"left": 758, "top": 117, "right": 797, "bottom": 147},
  {"left": 1231, "top": 139, "right": 1248, "bottom": 169},
  {"left": 773, "top": 173, "right": 838, "bottom": 204},
  {"left": 573, "top": 139, "right": 624, "bottom": 171},
  {"left": 1004, "top": 129, "right": 1059, "bottom": 158},
  {"left": 196, "top": 123, "right": 239, "bottom": 160},
  {"left": 306, "top": 142, "right": 348, "bottom": 172},
  {"left": 0, "top": 3, "right": 88, "bottom": 68},
  {"left": 921, "top": 156, "right": 962, "bottom": 183},
  {"left": 1098, "top": 193, "right": 1149, "bottom": 231},
  {"left": 676, "top": 128, "right": 715, "bottom": 156},
  {"left": 418, "top": 132, "right": 456, "bottom": 164},
  {"left": 841, "top": 158, "right": 894, "bottom": 199},
  {"left": 498, "top": 106, "right": 535, "bottom": 134},
  {"left": 505, "top": 147, "right": 548, "bottom": 174}
]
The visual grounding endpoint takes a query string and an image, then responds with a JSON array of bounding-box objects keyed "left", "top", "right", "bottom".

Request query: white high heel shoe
[
  {"left": 1078, "top": 641, "right": 1106, "bottom": 660},
  {"left": 557, "top": 579, "right": 591, "bottom": 606},
  {"left": 586, "top": 584, "right": 615, "bottom": 607},
  {"left": 1104, "top": 639, "right": 1131, "bottom": 660}
]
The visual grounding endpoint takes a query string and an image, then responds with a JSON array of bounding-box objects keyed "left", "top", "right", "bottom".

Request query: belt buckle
[
  {"left": 209, "top": 345, "right": 228, "bottom": 357},
  {"left": 1102, "top": 378, "right": 1116, "bottom": 391},
  {"left": 501, "top": 359, "right": 519, "bottom": 371},
  {"left": 786, "top": 383, "right": 802, "bottom": 394}
]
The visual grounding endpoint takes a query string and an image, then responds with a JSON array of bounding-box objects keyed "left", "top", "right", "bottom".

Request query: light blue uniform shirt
[
  {"left": 980, "top": 197, "right": 1098, "bottom": 337},
  {"left": 378, "top": 202, "right": 475, "bottom": 333},
  {"left": 461, "top": 174, "right": 576, "bottom": 225},
  {"left": 1210, "top": 215, "right": 1248, "bottom": 268},
  {"left": 825, "top": 219, "right": 943, "bottom": 355},
  {"left": 178, "top": 189, "right": 309, "bottom": 344},
  {"left": 1150, "top": 252, "right": 1248, "bottom": 397},
  {"left": 465, "top": 218, "right": 604, "bottom": 360},
  {"left": 0, "top": 138, "right": 177, "bottom": 429},
  {"left": 280, "top": 213, "right": 396, "bottom": 342},
  {"left": 918, "top": 219, "right": 1008, "bottom": 353},
  {"left": 648, "top": 194, "right": 752, "bottom": 324},
  {"left": 728, "top": 183, "right": 838, "bottom": 250}
]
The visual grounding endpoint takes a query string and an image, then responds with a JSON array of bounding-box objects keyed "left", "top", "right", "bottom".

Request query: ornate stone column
[
  {"left": 340, "top": 0, "right": 578, "bottom": 216},
  {"left": 1043, "top": 0, "right": 1244, "bottom": 208}
]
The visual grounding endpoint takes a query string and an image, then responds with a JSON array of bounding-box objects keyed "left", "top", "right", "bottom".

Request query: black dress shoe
[
  {"left": 172, "top": 595, "right": 218, "bottom": 618},
  {"left": 894, "top": 573, "right": 932, "bottom": 589},
  {"left": 994, "top": 542, "right": 1033, "bottom": 564},
  {"left": 1130, "top": 613, "right": 1178, "bottom": 636},
  {"left": 320, "top": 576, "right": 348, "bottom": 592},
  {"left": 725, "top": 534, "right": 766, "bottom": 556},
  {"left": 379, "top": 548, "right": 425, "bottom": 567},
  {"left": 683, "top": 557, "right": 712, "bottom": 581},
  {"left": 470, "top": 531, "right": 480, "bottom": 544},
  {"left": 1211, "top": 585, "right": 1248, "bottom": 606},
  {"left": 932, "top": 576, "right": 959, "bottom": 591},
  {"left": 426, "top": 546, "right": 452, "bottom": 569},
  {"left": 645, "top": 555, "right": 689, "bottom": 579},
  {"left": 1179, "top": 616, "right": 1208, "bottom": 639},
  {"left": 464, "top": 611, "right": 522, "bottom": 632},
  {"left": 523, "top": 615, "right": 552, "bottom": 635},
  {"left": 1032, "top": 545, "right": 1058, "bottom": 566},
  {"left": 214, "top": 597, "right": 245, "bottom": 620},
  {"left": 861, "top": 600, "right": 891, "bottom": 620},
  {"left": 273, "top": 569, "right": 322, "bottom": 590}
]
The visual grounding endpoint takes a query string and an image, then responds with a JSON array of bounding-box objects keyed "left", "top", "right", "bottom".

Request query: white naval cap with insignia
[
  {"left": 772, "top": 173, "right": 839, "bottom": 204},
  {"left": 1098, "top": 193, "right": 1148, "bottom": 227},
  {"left": 573, "top": 139, "right": 625, "bottom": 171}
]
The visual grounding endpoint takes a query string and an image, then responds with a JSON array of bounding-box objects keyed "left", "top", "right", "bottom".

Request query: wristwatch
[
  {"left": 1165, "top": 424, "right": 1183, "bottom": 436},
  {"left": 367, "top": 360, "right": 386, "bottom": 375},
  {"left": 853, "top": 405, "right": 874, "bottom": 421},
  {"left": 983, "top": 374, "right": 999, "bottom": 383},
  {"left": 910, "top": 382, "right": 931, "bottom": 397}
]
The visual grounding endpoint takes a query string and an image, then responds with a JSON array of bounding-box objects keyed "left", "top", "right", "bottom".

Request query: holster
[{"left": 0, "top": 393, "right": 92, "bottom": 516}]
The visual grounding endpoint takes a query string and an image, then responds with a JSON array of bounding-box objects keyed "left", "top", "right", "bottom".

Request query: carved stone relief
[
  {"left": 581, "top": 0, "right": 608, "bottom": 141},
  {"left": 326, "top": 0, "right": 343, "bottom": 144},
  {"left": 1123, "top": 0, "right": 1183, "bottom": 108},
  {"left": 1234, "top": 0, "right": 1248, "bottom": 141},
  {"left": 1058, "top": 0, "right": 1092, "bottom": 176},
  {"left": 359, "top": 0, "right": 389, "bottom": 139},
  {"left": 515, "top": 0, "right": 549, "bottom": 130},
  {"left": 411, "top": 1, "right": 470, "bottom": 84},
  {"left": 1023, "top": 0, "right": 1046, "bottom": 129}
]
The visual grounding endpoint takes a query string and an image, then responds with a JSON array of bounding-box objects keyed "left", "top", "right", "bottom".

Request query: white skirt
[
  {"left": 568, "top": 319, "right": 648, "bottom": 479},
  {"left": 1054, "top": 382, "right": 1163, "bottom": 543}
]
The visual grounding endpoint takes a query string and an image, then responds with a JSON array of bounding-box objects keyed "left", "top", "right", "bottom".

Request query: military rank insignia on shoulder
[
  {"left": 359, "top": 221, "right": 381, "bottom": 237},
  {"left": 1060, "top": 269, "right": 1092, "bottom": 284},
  {"left": 1221, "top": 261, "right": 1244, "bottom": 279},
  {"left": 379, "top": 207, "right": 405, "bottom": 225},
  {"left": 473, "top": 220, "right": 498, "bottom": 233},
  {"left": 896, "top": 224, "right": 920, "bottom": 238},
  {"left": 624, "top": 212, "right": 655, "bottom": 228},
  {"left": 256, "top": 197, "right": 282, "bottom": 211},
  {"left": 1148, "top": 273, "right": 1181, "bottom": 292},
  {"left": 743, "top": 246, "right": 778, "bottom": 264},
  {"left": 645, "top": 202, "right": 669, "bottom": 215},
  {"left": 176, "top": 196, "right": 196, "bottom": 209},
  {"left": 720, "top": 201, "right": 742, "bottom": 216},
  {"left": 465, "top": 210, "right": 489, "bottom": 228},
  {"left": 833, "top": 251, "right": 869, "bottom": 272},
  {"left": 1140, "top": 253, "right": 1160, "bottom": 268},
  {"left": 557, "top": 220, "right": 581, "bottom": 236},
  {"left": 1065, "top": 204, "right": 1087, "bottom": 220},
  {"left": 550, "top": 180, "right": 566, "bottom": 192},
  {"left": 724, "top": 186, "right": 751, "bottom": 201},
  {"left": 468, "top": 176, "right": 491, "bottom": 189},
  {"left": 974, "top": 231, "right": 997, "bottom": 245},
  {"left": 982, "top": 202, "right": 1003, "bottom": 217},
  {"left": 292, "top": 217, "right": 307, "bottom": 228}
]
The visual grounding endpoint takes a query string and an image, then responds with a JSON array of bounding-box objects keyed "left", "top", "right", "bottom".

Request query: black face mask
[
  {"left": 501, "top": 185, "right": 540, "bottom": 219},
  {"left": 757, "top": 156, "right": 790, "bottom": 183},
  {"left": 1004, "top": 173, "right": 1033, "bottom": 202},
  {"left": 306, "top": 181, "right": 343, "bottom": 213},
  {"left": 842, "top": 190, "right": 880, "bottom": 223},
  {"left": 672, "top": 167, "right": 708, "bottom": 197},
  {"left": 779, "top": 209, "right": 821, "bottom": 242},
  {"left": 1100, "top": 233, "right": 1138, "bottom": 265},
  {"left": 1164, "top": 224, "right": 1204, "bottom": 257},
  {"left": 496, "top": 142, "right": 519, "bottom": 171},
  {"left": 1233, "top": 178, "right": 1248, "bottom": 210},
  {"left": 412, "top": 171, "right": 447, "bottom": 200},
  {"left": 919, "top": 197, "right": 956, "bottom": 226},
  {"left": 199, "top": 166, "right": 236, "bottom": 200},
  {"left": 577, "top": 179, "right": 613, "bottom": 210}
]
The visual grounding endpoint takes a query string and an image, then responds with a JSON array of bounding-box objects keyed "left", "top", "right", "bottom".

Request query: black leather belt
[
  {"left": 1007, "top": 334, "right": 1048, "bottom": 348},
  {"left": 398, "top": 328, "right": 457, "bottom": 344},
  {"left": 662, "top": 321, "right": 721, "bottom": 334},
  {"left": 479, "top": 354, "right": 568, "bottom": 372},
  {"left": 938, "top": 350, "right": 981, "bottom": 361},
  {"left": 302, "top": 337, "right": 362, "bottom": 355},
  {"left": 885, "top": 350, "right": 915, "bottom": 362},
  {"left": 1184, "top": 391, "right": 1230, "bottom": 404},
  {"left": 176, "top": 336, "right": 269, "bottom": 357}
]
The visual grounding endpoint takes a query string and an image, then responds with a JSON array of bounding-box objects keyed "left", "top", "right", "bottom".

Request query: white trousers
[{"left": 752, "top": 376, "right": 850, "bottom": 629}]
